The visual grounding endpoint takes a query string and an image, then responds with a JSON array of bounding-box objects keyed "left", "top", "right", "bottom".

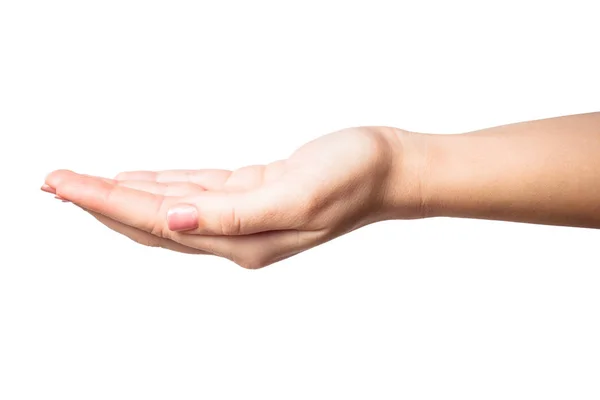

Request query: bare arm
[
  {"left": 43, "top": 112, "right": 599, "bottom": 268},
  {"left": 396, "top": 113, "right": 600, "bottom": 229}
]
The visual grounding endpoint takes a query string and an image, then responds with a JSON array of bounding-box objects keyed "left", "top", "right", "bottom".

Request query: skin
[{"left": 42, "top": 112, "right": 600, "bottom": 268}]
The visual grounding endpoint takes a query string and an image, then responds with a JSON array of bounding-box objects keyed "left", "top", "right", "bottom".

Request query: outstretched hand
[{"left": 42, "top": 127, "right": 422, "bottom": 268}]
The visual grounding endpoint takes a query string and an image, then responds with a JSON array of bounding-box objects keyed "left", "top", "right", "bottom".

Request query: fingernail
[
  {"left": 167, "top": 205, "right": 199, "bottom": 231},
  {"left": 41, "top": 184, "right": 56, "bottom": 194},
  {"left": 54, "top": 195, "right": 70, "bottom": 203}
]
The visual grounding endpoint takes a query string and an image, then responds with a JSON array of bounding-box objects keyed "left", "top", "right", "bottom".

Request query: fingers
[
  {"left": 110, "top": 164, "right": 302, "bottom": 236},
  {"left": 88, "top": 211, "right": 208, "bottom": 255},
  {"left": 46, "top": 170, "right": 175, "bottom": 236},
  {"left": 44, "top": 175, "right": 200, "bottom": 202},
  {"left": 114, "top": 162, "right": 287, "bottom": 192},
  {"left": 45, "top": 169, "right": 307, "bottom": 238},
  {"left": 43, "top": 170, "right": 322, "bottom": 267},
  {"left": 166, "top": 185, "right": 307, "bottom": 235},
  {"left": 41, "top": 183, "right": 55, "bottom": 194},
  {"left": 114, "top": 169, "right": 232, "bottom": 191},
  {"left": 89, "top": 207, "right": 321, "bottom": 268},
  {"left": 115, "top": 179, "right": 201, "bottom": 197}
]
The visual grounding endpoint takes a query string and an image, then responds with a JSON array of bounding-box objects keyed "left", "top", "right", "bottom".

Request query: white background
[{"left": 1, "top": 1, "right": 599, "bottom": 398}]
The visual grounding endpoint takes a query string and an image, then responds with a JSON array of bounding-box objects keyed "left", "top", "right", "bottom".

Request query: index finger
[{"left": 46, "top": 170, "right": 173, "bottom": 236}]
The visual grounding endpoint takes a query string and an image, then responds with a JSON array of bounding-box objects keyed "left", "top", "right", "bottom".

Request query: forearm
[{"left": 396, "top": 112, "right": 600, "bottom": 228}]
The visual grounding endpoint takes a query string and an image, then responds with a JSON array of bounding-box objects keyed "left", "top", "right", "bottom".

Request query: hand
[{"left": 42, "top": 127, "right": 424, "bottom": 268}]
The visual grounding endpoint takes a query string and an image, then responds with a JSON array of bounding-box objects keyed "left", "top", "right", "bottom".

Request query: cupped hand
[{"left": 42, "top": 127, "right": 423, "bottom": 268}]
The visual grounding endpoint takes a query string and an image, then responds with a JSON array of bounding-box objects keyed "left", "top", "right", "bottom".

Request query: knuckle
[
  {"left": 150, "top": 222, "right": 168, "bottom": 239},
  {"left": 219, "top": 207, "right": 242, "bottom": 235},
  {"left": 150, "top": 196, "right": 170, "bottom": 238}
]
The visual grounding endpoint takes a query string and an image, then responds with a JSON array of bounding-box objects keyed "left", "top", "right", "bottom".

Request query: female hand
[{"left": 42, "top": 127, "right": 423, "bottom": 269}]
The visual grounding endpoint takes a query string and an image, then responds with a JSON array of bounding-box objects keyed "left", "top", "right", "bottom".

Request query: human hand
[{"left": 42, "top": 127, "right": 424, "bottom": 268}]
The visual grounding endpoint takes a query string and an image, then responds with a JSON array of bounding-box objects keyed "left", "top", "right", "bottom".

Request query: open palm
[{"left": 44, "top": 127, "right": 417, "bottom": 268}]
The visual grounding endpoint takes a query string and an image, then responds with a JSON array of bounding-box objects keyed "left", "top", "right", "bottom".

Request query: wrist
[{"left": 380, "top": 128, "right": 431, "bottom": 220}]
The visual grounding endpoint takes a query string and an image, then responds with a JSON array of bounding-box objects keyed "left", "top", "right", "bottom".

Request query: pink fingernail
[
  {"left": 54, "top": 195, "right": 70, "bottom": 203},
  {"left": 167, "top": 205, "right": 199, "bottom": 231},
  {"left": 41, "top": 184, "right": 56, "bottom": 194}
]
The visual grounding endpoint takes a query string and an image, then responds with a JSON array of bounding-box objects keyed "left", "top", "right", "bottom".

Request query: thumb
[{"left": 166, "top": 186, "right": 305, "bottom": 235}]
